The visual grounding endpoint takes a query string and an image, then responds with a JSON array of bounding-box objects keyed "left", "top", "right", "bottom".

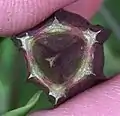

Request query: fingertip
[
  {"left": 30, "top": 75, "right": 120, "bottom": 116},
  {"left": 64, "top": 0, "right": 103, "bottom": 19},
  {"left": 0, "top": 0, "right": 77, "bottom": 36},
  {"left": 0, "top": 0, "right": 103, "bottom": 36}
]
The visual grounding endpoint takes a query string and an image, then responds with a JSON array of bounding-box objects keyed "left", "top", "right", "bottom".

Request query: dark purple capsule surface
[{"left": 13, "top": 9, "right": 111, "bottom": 106}]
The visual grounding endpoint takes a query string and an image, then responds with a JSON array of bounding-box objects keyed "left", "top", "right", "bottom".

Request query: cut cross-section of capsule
[{"left": 13, "top": 9, "right": 111, "bottom": 106}]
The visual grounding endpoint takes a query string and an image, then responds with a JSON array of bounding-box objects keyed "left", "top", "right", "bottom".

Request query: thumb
[
  {"left": 0, "top": 0, "right": 77, "bottom": 36},
  {"left": 30, "top": 75, "right": 120, "bottom": 116}
]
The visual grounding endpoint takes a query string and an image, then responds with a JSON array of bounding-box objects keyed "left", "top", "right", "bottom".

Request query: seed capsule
[{"left": 12, "top": 9, "right": 111, "bottom": 106}]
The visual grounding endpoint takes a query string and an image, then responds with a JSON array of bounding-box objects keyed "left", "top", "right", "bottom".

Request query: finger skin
[
  {"left": 0, "top": 0, "right": 102, "bottom": 36},
  {"left": 0, "top": 0, "right": 77, "bottom": 36},
  {"left": 64, "top": 0, "right": 103, "bottom": 19},
  {"left": 30, "top": 75, "right": 120, "bottom": 116}
]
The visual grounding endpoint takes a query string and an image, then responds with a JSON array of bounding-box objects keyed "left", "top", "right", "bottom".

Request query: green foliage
[
  {"left": 2, "top": 91, "right": 42, "bottom": 116},
  {"left": 0, "top": 38, "right": 19, "bottom": 114}
]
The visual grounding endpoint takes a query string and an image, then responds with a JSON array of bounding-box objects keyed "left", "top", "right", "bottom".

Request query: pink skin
[
  {"left": 0, "top": 0, "right": 102, "bottom": 36},
  {"left": 31, "top": 75, "right": 120, "bottom": 116},
  {"left": 1, "top": 0, "right": 119, "bottom": 116}
]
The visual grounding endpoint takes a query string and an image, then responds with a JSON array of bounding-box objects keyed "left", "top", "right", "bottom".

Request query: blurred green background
[{"left": 0, "top": 0, "right": 120, "bottom": 115}]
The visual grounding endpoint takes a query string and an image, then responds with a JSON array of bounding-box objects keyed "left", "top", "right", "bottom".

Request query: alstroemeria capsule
[{"left": 12, "top": 9, "right": 111, "bottom": 106}]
